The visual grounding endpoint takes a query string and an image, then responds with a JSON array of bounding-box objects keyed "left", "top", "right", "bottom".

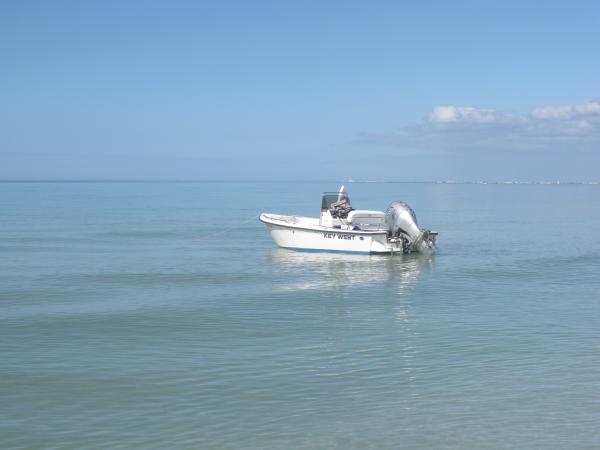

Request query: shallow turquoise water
[{"left": 1, "top": 181, "right": 600, "bottom": 449}]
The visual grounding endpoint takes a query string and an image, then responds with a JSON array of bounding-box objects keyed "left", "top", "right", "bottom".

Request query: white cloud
[
  {"left": 428, "top": 106, "right": 500, "bottom": 124},
  {"left": 359, "top": 99, "right": 600, "bottom": 153},
  {"left": 428, "top": 100, "right": 600, "bottom": 127},
  {"left": 530, "top": 100, "right": 600, "bottom": 120}
]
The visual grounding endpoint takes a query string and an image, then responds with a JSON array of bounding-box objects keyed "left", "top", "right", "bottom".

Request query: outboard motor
[{"left": 385, "top": 201, "right": 435, "bottom": 253}]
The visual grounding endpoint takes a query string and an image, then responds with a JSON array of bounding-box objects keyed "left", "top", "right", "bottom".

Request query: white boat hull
[{"left": 260, "top": 214, "right": 402, "bottom": 254}]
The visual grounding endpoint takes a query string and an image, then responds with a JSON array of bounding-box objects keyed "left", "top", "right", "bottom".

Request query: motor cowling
[
  {"left": 385, "top": 201, "right": 434, "bottom": 252},
  {"left": 385, "top": 202, "right": 420, "bottom": 238}
]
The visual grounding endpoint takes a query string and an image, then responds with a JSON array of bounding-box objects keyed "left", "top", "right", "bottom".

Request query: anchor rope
[{"left": 194, "top": 213, "right": 261, "bottom": 240}]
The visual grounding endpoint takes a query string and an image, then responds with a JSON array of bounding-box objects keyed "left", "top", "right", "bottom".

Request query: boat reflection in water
[
  {"left": 268, "top": 249, "right": 430, "bottom": 380},
  {"left": 268, "top": 248, "right": 434, "bottom": 292}
]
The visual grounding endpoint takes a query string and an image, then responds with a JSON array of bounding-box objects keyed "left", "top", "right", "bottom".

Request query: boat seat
[{"left": 347, "top": 210, "right": 386, "bottom": 230}]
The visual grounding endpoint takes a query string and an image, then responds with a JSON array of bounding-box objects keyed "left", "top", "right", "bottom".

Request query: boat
[{"left": 259, "top": 186, "right": 437, "bottom": 254}]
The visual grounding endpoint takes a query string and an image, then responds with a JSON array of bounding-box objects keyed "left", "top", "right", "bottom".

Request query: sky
[{"left": 1, "top": 0, "right": 599, "bottom": 181}]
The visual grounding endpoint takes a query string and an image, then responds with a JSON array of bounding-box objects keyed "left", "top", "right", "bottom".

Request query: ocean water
[{"left": 1, "top": 181, "right": 600, "bottom": 449}]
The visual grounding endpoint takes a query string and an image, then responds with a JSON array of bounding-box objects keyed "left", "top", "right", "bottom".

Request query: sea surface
[{"left": 1, "top": 181, "right": 600, "bottom": 449}]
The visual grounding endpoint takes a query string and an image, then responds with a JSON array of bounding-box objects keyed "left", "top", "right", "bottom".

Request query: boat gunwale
[{"left": 259, "top": 213, "right": 388, "bottom": 236}]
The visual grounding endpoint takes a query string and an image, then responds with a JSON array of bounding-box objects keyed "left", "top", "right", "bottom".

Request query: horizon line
[{"left": 0, "top": 179, "right": 599, "bottom": 185}]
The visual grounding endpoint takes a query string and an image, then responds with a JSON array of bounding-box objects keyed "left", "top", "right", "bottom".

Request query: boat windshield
[{"left": 321, "top": 192, "right": 351, "bottom": 211}]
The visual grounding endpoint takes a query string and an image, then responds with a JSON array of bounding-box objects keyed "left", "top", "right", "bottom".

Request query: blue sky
[{"left": 1, "top": 0, "right": 599, "bottom": 181}]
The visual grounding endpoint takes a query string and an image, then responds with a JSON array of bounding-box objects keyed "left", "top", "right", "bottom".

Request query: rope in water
[{"left": 194, "top": 213, "right": 262, "bottom": 240}]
